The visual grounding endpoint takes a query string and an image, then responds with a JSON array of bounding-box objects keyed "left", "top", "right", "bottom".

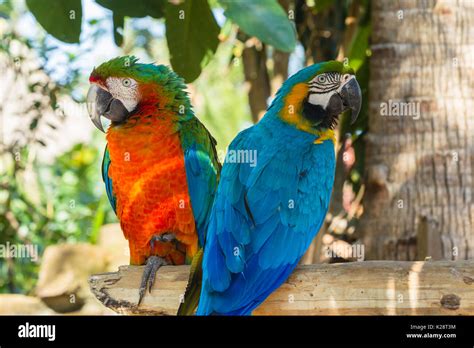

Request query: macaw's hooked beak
[
  {"left": 86, "top": 85, "right": 131, "bottom": 132},
  {"left": 339, "top": 76, "right": 362, "bottom": 124}
]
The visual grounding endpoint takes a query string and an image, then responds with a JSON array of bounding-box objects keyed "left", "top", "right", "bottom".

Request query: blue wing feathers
[
  {"left": 181, "top": 120, "right": 220, "bottom": 246},
  {"left": 183, "top": 148, "right": 211, "bottom": 243},
  {"left": 205, "top": 229, "right": 230, "bottom": 292},
  {"left": 217, "top": 228, "right": 244, "bottom": 273},
  {"left": 197, "top": 117, "right": 336, "bottom": 315}
]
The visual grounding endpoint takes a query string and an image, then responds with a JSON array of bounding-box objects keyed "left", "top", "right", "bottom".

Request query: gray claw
[{"left": 137, "top": 256, "right": 168, "bottom": 306}]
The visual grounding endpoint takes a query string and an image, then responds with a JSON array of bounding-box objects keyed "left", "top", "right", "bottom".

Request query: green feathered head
[{"left": 87, "top": 56, "right": 192, "bottom": 132}]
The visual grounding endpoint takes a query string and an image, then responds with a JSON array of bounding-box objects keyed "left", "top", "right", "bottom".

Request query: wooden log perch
[{"left": 88, "top": 260, "right": 474, "bottom": 315}]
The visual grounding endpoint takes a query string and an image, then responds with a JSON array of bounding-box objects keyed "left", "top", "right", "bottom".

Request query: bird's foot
[{"left": 137, "top": 255, "right": 168, "bottom": 306}]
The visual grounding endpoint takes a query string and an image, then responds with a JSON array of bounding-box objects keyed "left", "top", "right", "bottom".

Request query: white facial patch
[
  {"left": 307, "top": 72, "right": 343, "bottom": 108},
  {"left": 105, "top": 77, "right": 139, "bottom": 112},
  {"left": 308, "top": 92, "right": 332, "bottom": 108}
]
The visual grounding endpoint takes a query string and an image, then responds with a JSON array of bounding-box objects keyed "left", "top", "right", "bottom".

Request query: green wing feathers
[
  {"left": 177, "top": 248, "right": 204, "bottom": 315},
  {"left": 178, "top": 117, "right": 220, "bottom": 315}
]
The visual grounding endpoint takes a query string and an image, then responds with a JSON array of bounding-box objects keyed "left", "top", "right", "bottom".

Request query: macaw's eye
[
  {"left": 122, "top": 78, "right": 132, "bottom": 87},
  {"left": 317, "top": 75, "right": 326, "bottom": 83}
]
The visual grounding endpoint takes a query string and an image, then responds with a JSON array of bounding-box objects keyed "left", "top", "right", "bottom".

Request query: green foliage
[
  {"left": 0, "top": 23, "right": 114, "bottom": 294},
  {"left": 312, "top": 0, "right": 335, "bottom": 12},
  {"left": 220, "top": 0, "right": 296, "bottom": 52},
  {"left": 165, "top": 0, "right": 220, "bottom": 82},
  {"left": 40, "top": 144, "right": 113, "bottom": 243},
  {"left": 0, "top": 0, "right": 13, "bottom": 18},
  {"left": 96, "top": 0, "right": 165, "bottom": 19},
  {"left": 24, "top": 0, "right": 297, "bottom": 82},
  {"left": 96, "top": 0, "right": 166, "bottom": 46},
  {"left": 345, "top": 0, "right": 370, "bottom": 136},
  {"left": 0, "top": 142, "right": 114, "bottom": 294},
  {"left": 347, "top": 23, "right": 371, "bottom": 72},
  {"left": 342, "top": 0, "right": 371, "bottom": 190},
  {"left": 112, "top": 12, "right": 125, "bottom": 46},
  {"left": 26, "top": 0, "right": 82, "bottom": 43},
  {"left": 192, "top": 38, "right": 251, "bottom": 152}
]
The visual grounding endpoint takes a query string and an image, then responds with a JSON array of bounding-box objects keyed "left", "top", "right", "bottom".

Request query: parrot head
[
  {"left": 87, "top": 56, "right": 190, "bottom": 132},
  {"left": 272, "top": 61, "right": 362, "bottom": 134}
]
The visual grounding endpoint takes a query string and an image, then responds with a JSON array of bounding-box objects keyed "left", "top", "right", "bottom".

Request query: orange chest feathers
[{"left": 105, "top": 117, "right": 198, "bottom": 265}]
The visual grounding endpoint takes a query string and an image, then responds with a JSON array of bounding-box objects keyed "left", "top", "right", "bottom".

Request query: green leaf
[
  {"left": 89, "top": 193, "right": 108, "bottom": 244},
  {"left": 219, "top": 0, "right": 296, "bottom": 52},
  {"left": 0, "top": 0, "right": 14, "bottom": 19},
  {"left": 313, "top": 0, "right": 334, "bottom": 12},
  {"left": 112, "top": 13, "right": 124, "bottom": 46},
  {"left": 347, "top": 22, "right": 371, "bottom": 72},
  {"left": 95, "top": 0, "right": 166, "bottom": 19},
  {"left": 165, "top": 0, "right": 220, "bottom": 83},
  {"left": 26, "top": 0, "right": 82, "bottom": 43},
  {"left": 96, "top": 0, "right": 166, "bottom": 46}
]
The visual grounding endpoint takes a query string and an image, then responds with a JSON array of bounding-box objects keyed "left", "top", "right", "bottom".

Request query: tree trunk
[
  {"left": 241, "top": 38, "right": 271, "bottom": 123},
  {"left": 240, "top": 0, "right": 291, "bottom": 123},
  {"left": 360, "top": 0, "right": 474, "bottom": 260}
]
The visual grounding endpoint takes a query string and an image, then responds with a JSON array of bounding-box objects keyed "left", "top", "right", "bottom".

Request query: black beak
[
  {"left": 86, "top": 85, "right": 131, "bottom": 132},
  {"left": 339, "top": 76, "right": 362, "bottom": 124}
]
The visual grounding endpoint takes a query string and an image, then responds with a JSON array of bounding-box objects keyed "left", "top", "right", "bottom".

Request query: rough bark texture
[
  {"left": 360, "top": 0, "right": 474, "bottom": 260},
  {"left": 88, "top": 261, "right": 474, "bottom": 315}
]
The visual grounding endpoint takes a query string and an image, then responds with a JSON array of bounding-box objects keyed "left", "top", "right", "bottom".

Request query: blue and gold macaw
[{"left": 192, "top": 61, "right": 361, "bottom": 315}]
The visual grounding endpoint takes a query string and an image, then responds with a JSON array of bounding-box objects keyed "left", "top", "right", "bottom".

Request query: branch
[{"left": 89, "top": 260, "right": 474, "bottom": 315}]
